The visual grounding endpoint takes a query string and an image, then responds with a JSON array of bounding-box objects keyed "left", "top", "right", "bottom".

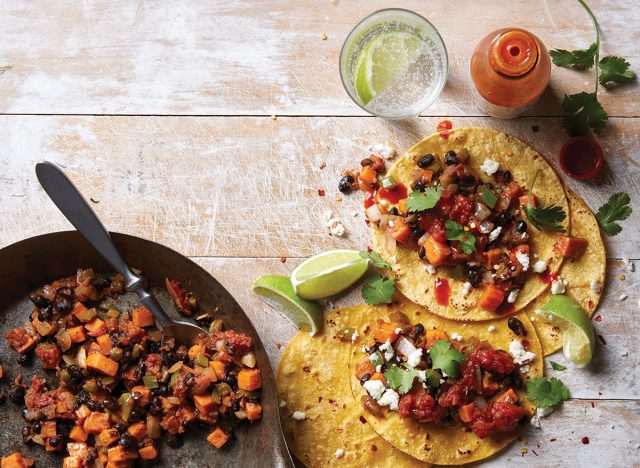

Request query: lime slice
[
  {"left": 354, "top": 30, "right": 424, "bottom": 105},
  {"left": 253, "top": 275, "right": 323, "bottom": 336},
  {"left": 291, "top": 249, "right": 369, "bottom": 300},
  {"left": 536, "top": 295, "right": 596, "bottom": 367}
]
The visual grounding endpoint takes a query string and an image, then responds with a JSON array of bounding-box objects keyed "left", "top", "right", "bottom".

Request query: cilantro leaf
[
  {"left": 595, "top": 192, "right": 632, "bottom": 236},
  {"left": 526, "top": 376, "right": 570, "bottom": 408},
  {"left": 428, "top": 340, "right": 465, "bottom": 377},
  {"left": 598, "top": 56, "right": 635, "bottom": 87},
  {"left": 361, "top": 274, "right": 397, "bottom": 305},
  {"left": 549, "top": 43, "right": 597, "bottom": 70},
  {"left": 406, "top": 187, "right": 442, "bottom": 213},
  {"left": 549, "top": 361, "right": 567, "bottom": 371},
  {"left": 384, "top": 364, "right": 419, "bottom": 395},
  {"left": 444, "top": 220, "right": 476, "bottom": 254},
  {"left": 359, "top": 250, "right": 391, "bottom": 269},
  {"left": 561, "top": 92, "right": 608, "bottom": 136},
  {"left": 523, "top": 170, "right": 567, "bottom": 232}
]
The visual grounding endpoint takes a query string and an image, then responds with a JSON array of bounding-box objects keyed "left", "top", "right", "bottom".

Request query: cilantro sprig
[
  {"left": 595, "top": 192, "right": 632, "bottom": 236},
  {"left": 384, "top": 364, "right": 419, "bottom": 395},
  {"left": 522, "top": 170, "right": 566, "bottom": 232},
  {"left": 550, "top": 0, "right": 635, "bottom": 136},
  {"left": 361, "top": 274, "right": 397, "bottom": 305},
  {"left": 359, "top": 250, "right": 392, "bottom": 269},
  {"left": 428, "top": 340, "right": 465, "bottom": 377},
  {"left": 406, "top": 187, "right": 442, "bottom": 213},
  {"left": 444, "top": 220, "right": 476, "bottom": 255},
  {"left": 526, "top": 376, "right": 570, "bottom": 408}
]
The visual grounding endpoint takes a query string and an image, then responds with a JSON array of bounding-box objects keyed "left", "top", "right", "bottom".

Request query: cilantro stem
[
  {"left": 577, "top": 0, "right": 600, "bottom": 93},
  {"left": 527, "top": 169, "right": 540, "bottom": 208}
]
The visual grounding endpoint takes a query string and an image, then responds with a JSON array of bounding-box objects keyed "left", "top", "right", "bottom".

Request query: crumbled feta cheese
[
  {"left": 509, "top": 339, "right": 536, "bottom": 365},
  {"left": 533, "top": 260, "right": 547, "bottom": 273},
  {"left": 451, "top": 332, "right": 463, "bottom": 342},
  {"left": 619, "top": 293, "right": 628, "bottom": 301},
  {"left": 551, "top": 277, "right": 568, "bottom": 295},
  {"left": 368, "top": 353, "right": 379, "bottom": 363},
  {"left": 363, "top": 380, "right": 386, "bottom": 400},
  {"left": 279, "top": 400, "right": 287, "bottom": 408},
  {"left": 292, "top": 411, "right": 306, "bottom": 421},
  {"left": 590, "top": 279, "right": 602, "bottom": 293},
  {"left": 507, "top": 289, "right": 520, "bottom": 304},
  {"left": 480, "top": 159, "right": 500, "bottom": 176},
  {"left": 487, "top": 325, "right": 496, "bottom": 332},
  {"left": 377, "top": 389, "right": 400, "bottom": 410},
  {"left": 335, "top": 449, "right": 345, "bottom": 459},
  {"left": 407, "top": 348, "right": 423, "bottom": 367},
  {"left": 462, "top": 282, "right": 472, "bottom": 297},
  {"left": 488, "top": 226, "right": 502, "bottom": 242},
  {"left": 384, "top": 350, "right": 394, "bottom": 361},
  {"left": 424, "top": 264, "right": 436, "bottom": 275},
  {"left": 515, "top": 251, "right": 530, "bottom": 271},
  {"left": 368, "top": 143, "right": 396, "bottom": 160},
  {"left": 328, "top": 220, "right": 346, "bottom": 237},
  {"left": 351, "top": 331, "right": 360, "bottom": 342},
  {"left": 375, "top": 365, "right": 382, "bottom": 372},
  {"left": 379, "top": 340, "right": 392, "bottom": 352},
  {"left": 394, "top": 327, "right": 403, "bottom": 335},
  {"left": 622, "top": 258, "right": 635, "bottom": 272},
  {"left": 537, "top": 406, "right": 554, "bottom": 417},
  {"left": 417, "top": 370, "right": 427, "bottom": 382},
  {"left": 530, "top": 414, "right": 541, "bottom": 429},
  {"left": 520, "top": 365, "right": 530, "bottom": 374}
]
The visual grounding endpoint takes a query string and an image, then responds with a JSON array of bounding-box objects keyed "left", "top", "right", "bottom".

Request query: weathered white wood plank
[
  {"left": 193, "top": 257, "right": 640, "bottom": 400},
  {"left": 0, "top": 116, "right": 637, "bottom": 258},
  {"left": 0, "top": 0, "right": 637, "bottom": 116}
]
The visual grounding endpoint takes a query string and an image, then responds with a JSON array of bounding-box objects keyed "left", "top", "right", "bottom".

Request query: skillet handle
[{"left": 35, "top": 161, "right": 171, "bottom": 327}]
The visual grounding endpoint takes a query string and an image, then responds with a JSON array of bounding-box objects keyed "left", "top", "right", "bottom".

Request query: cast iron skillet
[{"left": 0, "top": 231, "right": 293, "bottom": 467}]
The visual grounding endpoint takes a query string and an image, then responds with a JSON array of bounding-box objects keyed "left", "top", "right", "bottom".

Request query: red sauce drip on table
[
  {"left": 434, "top": 278, "right": 451, "bottom": 306},
  {"left": 540, "top": 270, "right": 558, "bottom": 285},
  {"left": 437, "top": 120, "right": 454, "bottom": 139},
  {"left": 377, "top": 184, "right": 408, "bottom": 204},
  {"left": 364, "top": 190, "right": 377, "bottom": 208}
]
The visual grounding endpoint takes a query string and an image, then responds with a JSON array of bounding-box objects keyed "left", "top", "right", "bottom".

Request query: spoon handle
[{"left": 35, "top": 161, "right": 171, "bottom": 327}]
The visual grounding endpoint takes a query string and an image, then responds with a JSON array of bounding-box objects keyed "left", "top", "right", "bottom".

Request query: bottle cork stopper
[{"left": 489, "top": 29, "right": 538, "bottom": 77}]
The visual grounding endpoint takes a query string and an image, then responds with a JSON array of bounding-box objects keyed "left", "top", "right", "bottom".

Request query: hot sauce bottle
[{"left": 470, "top": 28, "right": 551, "bottom": 119}]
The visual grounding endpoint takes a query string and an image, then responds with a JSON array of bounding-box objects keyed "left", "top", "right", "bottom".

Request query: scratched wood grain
[
  {"left": 0, "top": 116, "right": 637, "bottom": 258},
  {"left": 0, "top": 0, "right": 637, "bottom": 117}
]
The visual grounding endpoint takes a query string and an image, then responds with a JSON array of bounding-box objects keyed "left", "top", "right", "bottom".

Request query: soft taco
[
  {"left": 361, "top": 127, "right": 569, "bottom": 320},
  {"left": 348, "top": 299, "right": 543, "bottom": 465},
  {"left": 526, "top": 188, "right": 606, "bottom": 355}
]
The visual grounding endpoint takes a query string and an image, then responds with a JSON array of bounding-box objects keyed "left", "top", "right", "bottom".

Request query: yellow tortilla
[
  {"left": 372, "top": 127, "right": 569, "bottom": 321},
  {"left": 276, "top": 306, "right": 424, "bottom": 467},
  {"left": 347, "top": 298, "right": 543, "bottom": 465},
  {"left": 527, "top": 189, "right": 606, "bottom": 355}
]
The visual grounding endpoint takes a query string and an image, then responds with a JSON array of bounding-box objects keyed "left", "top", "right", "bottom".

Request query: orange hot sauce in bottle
[{"left": 470, "top": 28, "right": 551, "bottom": 119}]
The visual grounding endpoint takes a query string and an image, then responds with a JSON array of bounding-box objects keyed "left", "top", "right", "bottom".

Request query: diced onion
[
  {"left": 365, "top": 205, "right": 382, "bottom": 222},
  {"left": 62, "top": 354, "right": 77, "bottom": 366},
  {"left": 147, "top": 415, "right": 161, "bottom": 439},
  {"left": 474, "top": 202, "right": 491, "bottom": 222},
  {"left": 395, "top": 336, "right": 418, "bottom": 357},
  {"left": 385, "top": 231, "right": 396, "bottom": 253},
  {"left": 76, "top": 347, "right": 87, "bottom": 369},
  {"left": 241, "top": 352, "right": 256, "bottom": 368},
  {"left": 234, "top": 410, "right": 247, "bottom": 420},
  {"left": 418, "top": 232, "right": 430, "bottom": 247}
]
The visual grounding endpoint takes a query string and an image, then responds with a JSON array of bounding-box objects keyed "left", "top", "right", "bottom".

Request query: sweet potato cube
[
  {"left": 459, "top": 402, "right": 476, "bottom": 423},
  {"left": 62, "top": 456, "right": 83, "bottom": 468},
  {"left": 138, "top": 443, "right": 158, "bottom": 461},
  {"left": 245, "top": 402, "right": 262, "bottom": 421},
  {"left": 357, "top": 165, "right": 377, "bottom": 191},
  {"left": 75, "top": 404, "right": 91, "bottom": 422},
  {"left": 370, "top": 372, "right": 387, "bottom": 386},
  {"left": 207, "top": 427, "right": 229, "bottom": 449},
  {"left": 237, "top": 369, "right": 261, "bottom": 391},
  {"left": 495, "top": 388, "right": 519, "bottom": 403},
  {"left": 425, "top": 236, "right": 451, "bottom": 266},
  {"left": 1, "top": 453, "right": 35, "bottom": 468},
  {"left": 98, "top": 428, "right": 120, "bottom": 447},
  {"left": 68, "top": 326, "right": 88, "bottom": 344},
  {"left": 188, "top": 344, "right": 204, "bottom": 360},
  {"left": 83, "top": 412, "right": 111, "bottom": 434},
  {"left": 107, "top": 445, "right": 138, "bottom": 462},
  {"left": 209, "top": 361, "right": 227, "bottom": 380},
  {"left": 86, "top": 353, "right": 119, "bottom": 377},
  {"left": 478, "top": 285, "right": 506, "bottom": 312},
  {"left": 72, "top": 302, "right": 89, "bottom": 321},
  {"left": 127, "top": 421, "right": 147, "bottom": 441},
  {"left": 354, "top": 360, "right": 374, "bottom": 380},
  {"left": 69, "top": 425, "right": 88, "bottom": 442},
  {"left": 425, "top": 329, "right": 449, "bottom": 349},
  {"left": 132, "top": 307, "right": 154, "bottom": 328},
  {"left": 485, "top": 248, "right": 503, "bottom": 268},
  {"left": 387, "top": 219, "right": 411, "bottom": 243},
  {"left": 553, "top": 236, "right": 588, "bottom": 258},
  {"left": 131, "top": 385, "right": 152, "bottom": 405},
  {"left": 85, "top": 318, "right": 107, "bottom": 337},
  {"left": 373, "top": 321, "right": 401, "bottom": 344},
  {"left": 41, "top": 420, "right": 57, "bottom": 438},
  {"left": 96, "top": 334, "right": 113, "bottom": 353},
  {"left": 194, "top": 394, "right": 218, "bottom": 414},
  {"left": 482, "top": 372, "right": 500, "bottom": 395}
]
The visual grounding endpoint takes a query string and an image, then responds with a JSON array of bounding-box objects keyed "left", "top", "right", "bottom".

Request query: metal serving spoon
[{"left": 35, "top": 161, "right": 205, "bottom": 345}]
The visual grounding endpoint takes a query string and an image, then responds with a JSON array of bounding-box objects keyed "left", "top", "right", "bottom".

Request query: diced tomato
[
  {"left": 509, "top": 244, "right": 529, "bottom": 271},
  {"left": 478, "top": 285, "right": 505, "bottom": 312},
  {"left": 438, "top": 360, "right": 478, "bottom": 408},
  {"left": 459, "top": 402, "right": 476, "bottom": 423},
  {"left": 374, "top": 321, "right": 401, "bottom": 343},
  {"left": 399, "top": 393, "right": 446, "bottom": 422},
  {"left": 364, "top": 190, "right": 376, "bottom": 208},
  {"left": 449, "top": 195, "right": 474, "bottom": 225},
  {"left": 387, "top": 219, "right": 411, "bottom": 244},
  {"left": 470, "top": 400, "right": 524, "bottom": 438},
  {"left": 553, "top": 236, "right": 588, "bottom": 258},
  {"left": 35, "top": 342, "right": 61, "bottom": 369},
  {"left": 506, "top": 181, "right": 523, "bottom": 200},
  {"left": 471, "top": 347, "right": 517, "bottom": 375},
  {"left": 424, "top": 236, "right": 451, "bottom": 266},
  {"left": 433, "top": 189, "right": 455, "bottom": 217},
  {"left": 419, "top": 216, "right": 447, "bottom": 243},
  {"left": 358, "top": 166, "right": 377, "bottom": 191}
]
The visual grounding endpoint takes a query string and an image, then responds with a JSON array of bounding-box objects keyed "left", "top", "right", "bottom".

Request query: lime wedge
[
  {"left": 291, "top": 249, "right": 369, "bottom": 300},
  {"left": 354, "top": 30, "right": 424, "bottom": 105},
  {"left": 253, "top": 275, "right": 323, "bottom": 336},
  {"left": 536, "top": 295, "right": 596, "bottom": 367}
]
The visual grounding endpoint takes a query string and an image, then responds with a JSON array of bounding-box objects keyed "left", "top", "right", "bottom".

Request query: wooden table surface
[{"left": 1, "top": 1, "right": 638, "bottom": 466}]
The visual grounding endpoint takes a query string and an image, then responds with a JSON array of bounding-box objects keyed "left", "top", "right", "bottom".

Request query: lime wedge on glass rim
[
  {"left": 354, "top": 30, "right": 424, "bottom": 105},
  {"left": 536, "top": 295, "right": 596, "bottom": 367},
  {"left": 290, "top": 249, "right": 369, "bottom": 300},
  {"left": 253, "top": 275, "right": 323, "bottom": 336}
]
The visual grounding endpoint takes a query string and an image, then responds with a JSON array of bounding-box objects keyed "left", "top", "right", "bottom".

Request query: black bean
[
  {"left": 412, "top": 324, "right": 425, "bottom": 340},
  {"left": 149, "top": 398, "right": 163, "bottom": 416},
  {"left": 68, "top": 365, "right": 83, "bottom": 379},
  {"left": 32, "top": 421, "right": 42, "bottom": 433},
  {"left": 119, "top": 433, "right": 139, "bottom": 450},
  {"left": 92, "top": 276, "right": 112, "bottom": 290},
  {"left": 411, "top": 227, "right": 425, "bottom": 241},
  {"left": 518, "top": 414, "right": 531, "bottom": 425},
  {"left": 507, "top": 316, "right": 527, "bottom": 336},
  {"left": 411, "top": 180, "right": 426, "bottom": 192},
  {"left": 444, "top": 150, "right": 458, "bottom": 165},
  {"left": 338, "top": 175, "right": 354, "bottom": 194},
  {"left": 53, "top": 294, "right": 73, "bottom": 313},
  {"left": 87, "top": 399, "right": 103, "bottom": 412},
  {"left": 22, "top": 426, "right": 33, "bottom": 445},
  {"left": 388, "top": 207, "right": 399, "bottom": 216},
  {"left": 417, "top": 154, "right": 435, "bottom": 168},
  {"left": 103, "top": 399, "right": 119, "bottom": 412},
  {"left": 37, "top": 305, "right": 53, "bottom": 322},
  {"left": 152, "top": 385, "right": 168, "bottom": 397},
  {"left": 495, "top": 213, "right": 514, "bottom": 227},
  {"left": 224, "top": 373, "right": 237, "bottom": 388},
  {"left": 466, "top": 266, "right": 483, "bottom": 288},
  {"left": 390, "top": 355, "right": 403, "bottom": 366},
  {"left": 165, "top": 433, "right": 184, "bottom": 449},
  {"left": 227, "top": 345, "right": 236, "bottom": 356},
  {"left": 76, "top": 391, "right": 90, "bottom": 405},
  {"left": 494, "top": 170, "right": 512, "bottom": 183},
  {"left": 360, "top": 158, "right": 373, "bottom": 167},
  {"left": 359, "top": 373, "right": 371, "bottom": 385},
  {"left": 49, "top": 435, "right": 62, "bottom": 448},
  {"left": 30, "top": 294, "right": 50, "bottom": 309},
  {"left": 418, "top": 246, "right": 426, "bottom": 259},
  {"left": 16, "top": 353, "right": 31, "bottom": 365},
  {"left": 115, "top": 423, "right": 127, "bottom": 434},
  {"left": 516, "top": 220, "right": 528, "bottom": 233}
]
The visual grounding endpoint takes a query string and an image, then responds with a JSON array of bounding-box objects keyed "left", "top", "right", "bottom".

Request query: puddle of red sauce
[
  {"left": 434, "top": 278, "right": 451, "bottom": 306},
  {"left": 437, "top": 120, "right": 454, "bottom": 139},
  {"left": 559, "top": 137, "right": 603, "bottom": 180},
  {"left": 540, "top": 270, "right": 559, "bottom": 285},
  {"left": 377, "top": 183, "right": 407, "bottom": 204},
  {"left": 364, "top": 190, "right": 377, "bottom": 208}
]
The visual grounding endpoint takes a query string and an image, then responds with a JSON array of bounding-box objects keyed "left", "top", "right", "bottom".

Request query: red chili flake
[
  {"left": 371, "top": 445, "right": 378, "bottom": 452},
  {"left": 359, "top": 416, "right": 367, "bottom": 423},
  {"left": 319, "top": 162, "right": 326, "bottom": 169},
  {"left": 581, "top": 436, "right": 590, "bottom": 445},
  {"left": 328, "top": 399, "right": 336, "bottom": 404},
  {"left": 367, "top": 246, "right": 373, "bottom": 253},
  {"left": 276, "top": 343, "right": 282, "bottom": 350},
  {"left": 279, "top": 256, "right": 287, "bottom": 263},
  {"left": 531, "top": 125, "right": 540, "bottom": 132},
  {"left": 436, "top": 120, "right": 454, "bottom": 139},
  {"left": 318, "top": 189, "right": 326, "bottom": 197},
  {"left": 550, "top": 438, "right": 557, "bottom": 442},
  {"left": 594, "top": 315, "right": 601, "bottom": 322},
  {"left": 303, "top": 366, "right": 310, "bottom": 373},
  {"left": 318, "top": 396, "right": 323, "bottom": 402},
  {"left": 598, "top": 391, "right": 602, "bottom": 395},
  {"left": 597, "top": 334, "right": 607, "bottom": 345}
]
